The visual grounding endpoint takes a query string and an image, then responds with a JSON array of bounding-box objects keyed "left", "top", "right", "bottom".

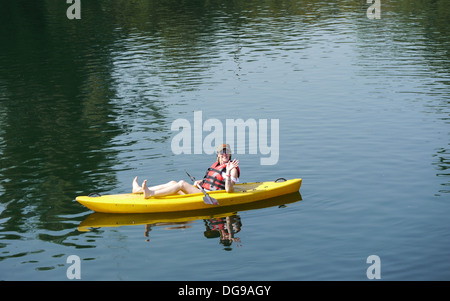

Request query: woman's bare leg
[
  {"left": 142, "top": 180, "right": 201, "bottom": 199},
  {"left": 177, "top": 180, "right": 202, "bottom": 194},
  {"left": 132, "top": 177, "right": 177, "bottom": 193}
]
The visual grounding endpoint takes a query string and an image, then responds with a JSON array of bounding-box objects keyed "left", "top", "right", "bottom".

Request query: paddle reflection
[{"left": 78, "top": 192, "right": 301, "bottom": 250}]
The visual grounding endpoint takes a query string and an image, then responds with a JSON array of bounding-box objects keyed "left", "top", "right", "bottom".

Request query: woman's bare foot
[
  {"left": 142, "top": 180, "right": 154, "bottom": 199},
  {"left": 132, "top": 176, "right": 143, "bottom": 193}
]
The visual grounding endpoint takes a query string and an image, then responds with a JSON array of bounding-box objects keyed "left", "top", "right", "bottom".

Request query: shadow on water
[{"left": 0, "top": 1, "right": 121, "bottom": 240}]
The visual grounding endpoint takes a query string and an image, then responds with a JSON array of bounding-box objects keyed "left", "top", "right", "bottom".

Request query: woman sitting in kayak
[{"left": 132, "top": 144, "right": 240, "bottom": 199}]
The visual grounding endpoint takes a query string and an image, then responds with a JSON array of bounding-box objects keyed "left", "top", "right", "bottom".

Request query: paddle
[{"left": 185, "top": 170, "right": 219, "bottom": 205}]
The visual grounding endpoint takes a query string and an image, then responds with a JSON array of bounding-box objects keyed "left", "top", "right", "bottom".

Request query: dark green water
[{"left": 0, "top": 0, "right": 449, "bottom": 280}]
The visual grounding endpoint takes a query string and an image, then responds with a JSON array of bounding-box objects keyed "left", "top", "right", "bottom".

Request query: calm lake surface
[{"left": 0, "top": 0, "right": 449, "bottom": 281}]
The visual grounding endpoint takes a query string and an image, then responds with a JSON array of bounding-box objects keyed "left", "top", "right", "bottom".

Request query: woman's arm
[{"left": 225, "top": 159, "right": 239, "bottom": 193}]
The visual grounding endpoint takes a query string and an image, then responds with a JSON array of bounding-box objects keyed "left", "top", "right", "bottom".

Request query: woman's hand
[{"left": 226, "top": 159, "right": 239, "bottom": 175}]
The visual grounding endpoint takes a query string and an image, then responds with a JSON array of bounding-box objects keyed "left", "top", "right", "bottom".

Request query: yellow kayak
[
  {"left": 75, "top": 178, "right": 302, "bottom": 214},
  {"left": 77, "top": 191, "right": 302, "bottom": 231}
]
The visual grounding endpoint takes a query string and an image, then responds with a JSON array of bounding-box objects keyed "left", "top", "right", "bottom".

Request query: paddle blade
[{"left": 203, "top": 195, "right": 219, "bottom": 205}]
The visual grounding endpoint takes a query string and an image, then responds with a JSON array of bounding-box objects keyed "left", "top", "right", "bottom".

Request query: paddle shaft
[{"left": 185, "top": 170, "right": 218, "bottom": 205}]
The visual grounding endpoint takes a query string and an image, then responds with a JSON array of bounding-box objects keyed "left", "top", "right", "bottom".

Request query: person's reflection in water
[
  {"left": 204, "top": 215, "right": 242, "bottom": 250},
  {"left": 144, "top": 224, "right": 152, "bottom": 242}
]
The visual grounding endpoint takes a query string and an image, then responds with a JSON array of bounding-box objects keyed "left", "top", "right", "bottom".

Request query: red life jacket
[{"left": 201, "top": 162, "right": 240, "bottom": 191}]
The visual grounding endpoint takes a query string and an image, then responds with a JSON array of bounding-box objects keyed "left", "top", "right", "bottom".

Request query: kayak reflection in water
[
  {"left": 132, "top": 144, "right": 240, "bottom": 199},
  {"left": 144, "top": 221, "right": 194, "bottom": 242}
]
